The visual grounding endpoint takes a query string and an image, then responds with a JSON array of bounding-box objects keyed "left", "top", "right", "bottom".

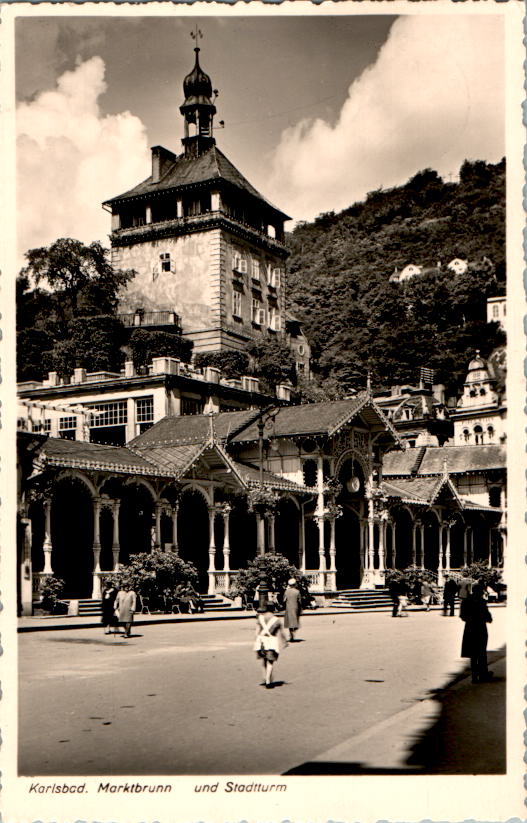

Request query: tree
[
  {"left": 49, "top": 316, "right": 127, "bottom": 378},
  {"left": 21, "top": 238, "right": 136, "bottom": 318},
  {"left": 129, "top": 328, "right": 193, "bottom": 370},
  {"left": 247, "top": 339, "right": 296, "bottom": 392},
  {"left": 194, "top": 350, "right": 250, "bottom": 378}
]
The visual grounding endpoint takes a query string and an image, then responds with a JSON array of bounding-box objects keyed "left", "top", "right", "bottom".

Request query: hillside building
[{"left": 449, "top": 351, "right": 506, "bottom": 446}]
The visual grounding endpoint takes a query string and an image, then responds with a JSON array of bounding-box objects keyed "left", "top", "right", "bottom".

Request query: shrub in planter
[
  {"left": 461, "top": 562, "right": 503, "bottom": 591},
  {"left": 39, "top": 575, "right": 66, "bottom": 613},
  {"left": 116, "top": 551, "right": 199, "bottom": 611},
  {"left": 230, "top": 553, "right": 311, "bottom": 609}
]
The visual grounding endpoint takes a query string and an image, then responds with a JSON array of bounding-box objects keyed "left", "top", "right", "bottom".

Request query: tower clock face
[{"left": 348, "top": 476, "right": 360, "bottom": 493}]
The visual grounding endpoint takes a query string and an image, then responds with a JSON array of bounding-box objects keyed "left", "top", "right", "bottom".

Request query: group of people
[
  {"left": 101, "top": 583, "right": 136, "bottom": 638},
  {"left": 103, "top": 573, "right": 494, "bottom": 689}
]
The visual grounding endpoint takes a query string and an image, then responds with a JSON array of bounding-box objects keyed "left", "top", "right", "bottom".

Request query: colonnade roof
[
  {"left": 39, "top": 437, "right": 174, "bottom": 478},
  {"left": 383, "top": 444, "right": 506, "bottom": 477},
  {"left": 129, "top": 408, "right": 261, "bottom": 448},
  {"left": 231, "top": 394, "right": 401, "bottom": 444}
]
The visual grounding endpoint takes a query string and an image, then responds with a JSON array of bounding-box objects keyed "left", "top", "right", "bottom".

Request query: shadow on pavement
[{"left": 284, "top": 647, "right": 506, "bottom": 776}]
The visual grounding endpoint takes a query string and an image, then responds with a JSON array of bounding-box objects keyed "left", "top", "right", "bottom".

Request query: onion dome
[
  {"left": 467, "top": 350, "right": 486, "bottom": 372},
  {"left": 182, "top": 48, "right": 215, "bottom": 109}
]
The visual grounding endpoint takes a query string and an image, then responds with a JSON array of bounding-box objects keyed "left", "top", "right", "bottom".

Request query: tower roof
[{"left": 103, "top": 144, "right": 290, "bottom": 221}]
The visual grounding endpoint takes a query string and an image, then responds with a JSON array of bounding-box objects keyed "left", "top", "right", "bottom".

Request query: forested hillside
[{"left": 286, "top": 159, "right": 506, "bottom": 397}]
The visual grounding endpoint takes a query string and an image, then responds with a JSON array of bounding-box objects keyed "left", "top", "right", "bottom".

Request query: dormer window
[{"left": 160, "top": 253, "right": 172, "bottom": 272}]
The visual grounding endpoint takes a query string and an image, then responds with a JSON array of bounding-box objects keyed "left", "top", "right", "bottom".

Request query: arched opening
[
  {"left": 29, "top": 501, "right": 45, "bottom": 573},
  {"left": 275, "top": 497, "right": 300, "bottom": 567},
  {"left": 448, "top": 515, "right": 465, "bottom": 569},
  {"left": 422, "top": 510, "right": 440, "bottom": 571},
  {"left": 160, "top": 511, "right": 173, "bottom": 550},
  {"left": 229, "top": 497, "right": 256, "bottom": 571},
  {"left": 177, "top": 488, "right": 209, "bottom": 592},
  {"left": 470, "top": 515, "right": 490, "bottom": 564},
  {"left": 303, "top": 459, "right": 317, "bottom": 488},
  {"left": 99, "top": 506, "right": 114, "bottom": 572},
  {"left": 119, "top": 483, "right": 155, "bottom": 564},
  {"left": 392, "top": 508, "right": 413, "bottom": 570},
  {"left": 51, "top": 477, "right": 94, "bottom": 599},
  {"left": 304, "top": 511, "right": 319, "bottom": 571},
  {"left": 335, "top": 505, "right": 362, "bottom": 589}
]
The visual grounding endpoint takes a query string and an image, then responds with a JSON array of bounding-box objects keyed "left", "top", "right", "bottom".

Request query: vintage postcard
[{"left": 1, "top": 2, "right": 525, "bottom": 822}]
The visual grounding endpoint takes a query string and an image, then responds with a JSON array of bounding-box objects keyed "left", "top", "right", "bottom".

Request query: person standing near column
[
  {"left": 115, "top": 583, "right": 137, "bottom": 638},
  {"left": 283, "top": 578, "right": 302, "bottom": 642}
]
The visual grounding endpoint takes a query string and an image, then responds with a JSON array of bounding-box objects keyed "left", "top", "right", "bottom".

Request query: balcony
[{"left": 118, "top": 310, "right": 181, "bottom": 329}]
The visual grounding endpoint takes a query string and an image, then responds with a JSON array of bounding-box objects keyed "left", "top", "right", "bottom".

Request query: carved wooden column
[
  {"left": 463, "top": 526, "right": 468, "bottom": 567},
  {"left": 256, "top": 512, "right": 265, "bottom": 556},
  {"left": 112, "top": 501, "right": 121, "bottom": 570},
  {"left": 445, "top": 523, "right": 452, "bottom": 571},
  {"left": 268, "top": 513, "right": 276, "bottom": 553},
  {"left": 43, "top": 500, "right": 54, "bottom": 574},
  {"left": 419, "top": 522, "right": 425, "bottom": 569},
  {"left": 208, "top": 506, "right": 217, "bottom": 594},
  {"left": 171, "top": 503, "right": 179, "bottom": 553},
  {"left": 317, "top": 517, "right": 326, "bottom": 572},
  {"left": 391, "top": 521, "right": 397, "bottom": 569},
  {"left": 154, "top": 503, "right": 162, "bottom": 551},
  {"left": 378, "top": 514, "right": 386, "bottom": 572},
  {"left": 92, "top": 497, "right": 102, "bottom": 599},
  {"left": 411, "top": 523, "right": 417, "bottom": 566},
  {"left": 222, "top": 506, "right": 231, "bottom": 573}
]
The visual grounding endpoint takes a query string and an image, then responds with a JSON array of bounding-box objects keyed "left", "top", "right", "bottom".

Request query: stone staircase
[
  {"left": 331, "top": 588, "right": 393, "bottom": 610},
  {"left": 66, "top": 593, "right": 238, "bottom": 617}
]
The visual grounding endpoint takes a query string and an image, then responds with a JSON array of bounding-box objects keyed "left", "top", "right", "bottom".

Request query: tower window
[
  {"left": 487, "top": 425, "right": 495, "bottom": 441},
  {"left": 462, "top": 429, "right": 470, "bottom": 442},
  {"left": 474, "top": 425, "right": 483, "bottom": 445},
  {"left": 160, "top": 253, "right": 172, "bottom": 272},
  {"left": 492, "top": 304, "right": 499, "bottom": 318}
]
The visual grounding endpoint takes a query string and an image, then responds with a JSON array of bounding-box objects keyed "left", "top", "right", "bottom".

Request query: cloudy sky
[{"left": 16, "top": 12, "right": 504, "bottom": 264}]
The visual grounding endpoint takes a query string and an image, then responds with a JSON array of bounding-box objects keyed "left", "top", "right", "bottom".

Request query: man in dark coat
[
  {"left": 443, "top": 575, "right": 459, "bottom": 616},
  {"left": 460, "top": 582, "right": 493, "bottom": 683},
  {"left": 388, "top": 578, "right": 401, "bottom": 618}
]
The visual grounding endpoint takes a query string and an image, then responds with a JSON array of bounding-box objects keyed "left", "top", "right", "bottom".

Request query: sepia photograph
[{"left": 2, "top": 2, "right": 525, "bottom": 821}]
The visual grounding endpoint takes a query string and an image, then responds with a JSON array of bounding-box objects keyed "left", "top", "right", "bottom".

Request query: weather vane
[{"left": 191, "top": 26, "right": 203, "bottom": 46}]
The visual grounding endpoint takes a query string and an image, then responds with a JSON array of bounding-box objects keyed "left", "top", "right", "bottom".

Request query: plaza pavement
[{"left": 18, "top": 604, "right": 506, "bottom": 775}]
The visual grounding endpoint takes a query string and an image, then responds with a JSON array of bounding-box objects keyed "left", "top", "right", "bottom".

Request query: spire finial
[
  {"left": 366, "top": 370, "right": 372, "bottom": 392},
  {"left": 191, "top": 25, "right": 203, "bottom": 51}
]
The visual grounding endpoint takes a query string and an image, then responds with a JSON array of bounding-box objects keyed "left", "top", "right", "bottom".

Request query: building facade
[{"left": 103, "top": 45, "right": 290, "bottom": 354}]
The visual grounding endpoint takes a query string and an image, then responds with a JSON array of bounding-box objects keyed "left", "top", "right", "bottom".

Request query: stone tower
[{"left": 103, "top": 40, "right": 290, "bottom": 353}]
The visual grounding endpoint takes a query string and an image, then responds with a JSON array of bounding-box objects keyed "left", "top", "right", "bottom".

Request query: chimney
[{"left": 151, "top": 145, "right": 177, "bottom": 183}]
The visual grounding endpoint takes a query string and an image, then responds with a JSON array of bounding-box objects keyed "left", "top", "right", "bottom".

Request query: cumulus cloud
[
  {"left": 267, "top": 16, "right": 504, "bottom": 223},
  {"left": 17, "top": 56, "right": 149, "bottom": 266}
]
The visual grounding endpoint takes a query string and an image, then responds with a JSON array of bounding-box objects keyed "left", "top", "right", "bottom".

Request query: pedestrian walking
[
  {"left": 101, "top": 582, "right": 118, "bottom": 635},
  {"left": 283, "top": 578, "right": 302, "bottom": 641},
  {"left": 114, "top": 584, "right": 137, "bottom": 638},
  {"left": 397, "top": 579, "right": 410, "bottom": 617},
  {"left": 388, "top": 577, "right": 401, "bottom": 617},
  {"left": 420, "top": 580, "right": 434, "bottom": 611},
  {"left": 443, "top": 575, "right": 459, "bottom": 616},
  {"left": 460, "top": 582, "right": 493, "bottom": 683},
  {"left": 253, "top": 602, "right": 287, "bottom": 688}
]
